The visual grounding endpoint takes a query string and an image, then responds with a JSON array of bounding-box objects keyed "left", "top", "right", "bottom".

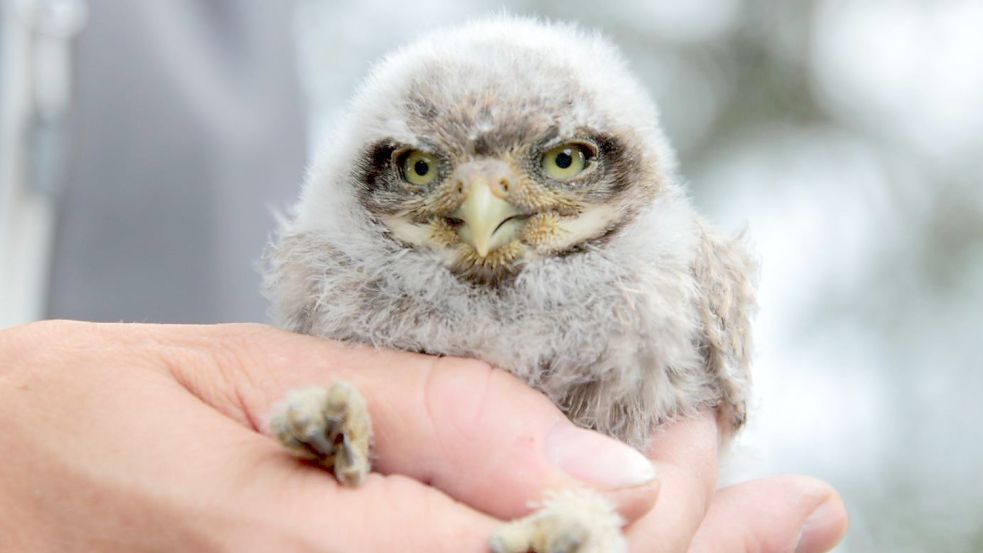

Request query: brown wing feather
[{"left": 693, "top": 221, "right": 758, "bottom": 431}]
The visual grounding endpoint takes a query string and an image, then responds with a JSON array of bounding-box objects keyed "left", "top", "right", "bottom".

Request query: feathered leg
[
  {"left": 270, "top": 382, "right": 372, "bottom": 486},
  {"left": 490, "top": 489, "right": 627, "bottom": 553}
]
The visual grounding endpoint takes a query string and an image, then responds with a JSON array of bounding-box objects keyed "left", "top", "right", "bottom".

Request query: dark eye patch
[
  {"left": 593, "top": 133, "right": 640, "bottom": 197},
  {"left": 351, "top": 140, "right": 408, "bottom": 216},
  {"left": 524, "top": 131, "right": 644, "bottom": 203},
  {"left": 352, "top": 140, "right": 452, "bottom": 218},
  {"left": 353, "top": 141, "right": 399, "bottom": 195}
]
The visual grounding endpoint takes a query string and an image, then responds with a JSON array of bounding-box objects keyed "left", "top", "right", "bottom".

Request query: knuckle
[
  {"left": 421, "top": 355, "right": 554, "bottom": 456},
  {"left": 420, "top": 356, "right": 497, "bottom": 457}
]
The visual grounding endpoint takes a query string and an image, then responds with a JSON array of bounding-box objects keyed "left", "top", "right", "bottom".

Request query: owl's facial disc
[{"left": 358, "top": 130, "right": 648, "bottom": 285}]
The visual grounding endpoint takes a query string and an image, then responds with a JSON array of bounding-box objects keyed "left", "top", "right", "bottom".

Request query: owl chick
[{"left": 266, "top": 16, "right": 755, "bottom": 553}]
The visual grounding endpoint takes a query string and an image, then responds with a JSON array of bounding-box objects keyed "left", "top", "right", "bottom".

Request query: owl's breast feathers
[{"left": 265, "top": 195, "right": 755, "bottom": 449}]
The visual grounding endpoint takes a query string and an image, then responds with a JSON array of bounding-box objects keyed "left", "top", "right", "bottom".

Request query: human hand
[
  {"left": 0, "top": 321, "right": 495, "bottom": 551},
  {"left": 628, "top": 412, "right": 848, "bottom": 553},
  {"left": 0, "top": 321, "right": 846, "bottom": 552}
]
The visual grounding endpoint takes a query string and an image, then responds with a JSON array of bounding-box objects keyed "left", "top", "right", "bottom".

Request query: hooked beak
[{"left": 452, "top": 161, "right": 524, "bottom": 257}]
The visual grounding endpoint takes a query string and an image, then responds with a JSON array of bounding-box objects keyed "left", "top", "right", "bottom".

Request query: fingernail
[
  {"left": 795, "top": 499, "right": 843, "bottom": 553},
  {"left": 546, "top": 422, "right": 656, "bottom": 489}
]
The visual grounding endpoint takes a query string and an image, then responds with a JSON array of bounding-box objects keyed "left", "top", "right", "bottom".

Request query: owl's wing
[{"left": 692, "top": 222, "right": 757, "bottom": 431}]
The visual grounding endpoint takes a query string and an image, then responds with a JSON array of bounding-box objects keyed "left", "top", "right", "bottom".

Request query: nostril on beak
[
  {"left": 456, "top": 181, "right": 465, "bottom": 195},
  {"left": 491, "top": 178, "right": 510, "bottom": 198}
]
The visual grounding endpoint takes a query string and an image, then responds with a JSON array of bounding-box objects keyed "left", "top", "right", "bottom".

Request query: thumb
[
  {"left": 687, "top": 476, "right": 848, "bottom": 553},
  {"left": 357, "top": 350, "right": 660, "bottom": 523},
  {"left": 170, "top": 324, "right": 659, "bottom": 522}
]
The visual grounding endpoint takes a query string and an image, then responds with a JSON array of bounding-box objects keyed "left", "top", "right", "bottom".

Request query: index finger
[{"left": 626, "top": 411, "right": 720, "bottom": 553}]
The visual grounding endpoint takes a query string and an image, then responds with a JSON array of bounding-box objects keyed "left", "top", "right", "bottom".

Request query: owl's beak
[{"left": 452, "top": 163, "right": 523, "bottom": 257}]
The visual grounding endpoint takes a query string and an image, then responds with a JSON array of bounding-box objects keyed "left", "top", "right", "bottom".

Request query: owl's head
[{"left": 295, "top": 17, "right": 678, "bottom": 285}]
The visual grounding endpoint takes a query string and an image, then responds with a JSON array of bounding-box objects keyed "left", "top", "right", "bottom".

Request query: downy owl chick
[{"left": 266, "top": 16, "right": 755, "bottom": 553}]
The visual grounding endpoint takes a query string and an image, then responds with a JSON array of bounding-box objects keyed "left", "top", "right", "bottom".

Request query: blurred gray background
[{"left": 2, "top": 0, "right": 981, "bottom": 551}]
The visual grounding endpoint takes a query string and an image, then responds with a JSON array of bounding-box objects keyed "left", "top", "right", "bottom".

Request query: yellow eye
[
  {"left": 401, "top": 150, "right": 439, "bottom": 186},
  {"left": 542, "top": 143, "right": 589, "bottom": 181}
]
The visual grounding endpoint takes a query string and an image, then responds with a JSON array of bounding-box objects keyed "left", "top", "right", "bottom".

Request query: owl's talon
[
  {"left": 333, "top": 434, "right": 371, "bottom": 487},
  {"left": 490, "top": 489, "right": 625, "bottom": 553},
  {"left": 271, "top": 381, "right": 373, "bottom": 487}
]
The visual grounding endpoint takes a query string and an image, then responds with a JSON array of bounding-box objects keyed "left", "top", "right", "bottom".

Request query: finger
[
  {"left": 688, "top": 476, "right": 848, "bottom": 553},
  {"left": 231, "top": 458, "right": 503, "bottom": 552},
  {"left": 138, "top": 323, "right": 659, "bottom": 523},
  {"left": 626, "top": 412, "right": 720, "bottom": 553},
  {"left": 164, "top": 391, "right": 506, "bottom": 553},
  {"left": 171, "top": 376, "right": 505, "bottom": 552},
  {"left": 172, "top": 387, "right": 505, "bottom": 552}
]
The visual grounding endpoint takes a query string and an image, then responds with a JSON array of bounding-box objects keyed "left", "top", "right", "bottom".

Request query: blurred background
[{"left": 2, "top": 0, "right": 981, "bottom": 550}]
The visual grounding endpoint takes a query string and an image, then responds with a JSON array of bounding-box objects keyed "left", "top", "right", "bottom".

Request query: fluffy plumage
[{"left": 265, "top": 16, "right": 755, "bottom": 450}]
